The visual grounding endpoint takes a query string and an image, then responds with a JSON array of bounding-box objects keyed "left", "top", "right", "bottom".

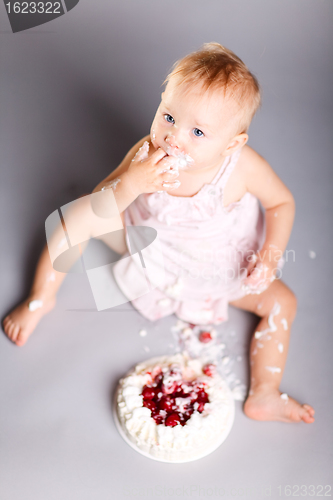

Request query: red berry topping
[
  {"left": 153, "top": 413, "right": 164, "bottom": 425},
  {"left": 197, "top": 389, "right": 209, "bottom": 403},
  {"left": 203, "top": 364, "right": 216, "bottom": 377},
  {"left": 199, "top": 331, "right": 212, "bottom": 343},
  {"left": 165, "top": 413, "right": 180, "bottom": 427},
  {"left": 153, "top": 373, "right": 163, "bottom": 386},
  {"left": 140, "top": 365, "right": 210, "bottom": 426},
  {"left": 143, "top": 400, "right": 157, "bottom": 411},
  {"left": 184, "top": 407, "right": 194, "bottom": 418},
  {"left": 197, "top": 401, "right": 205, "bottom": 413},
  {"left": 162, "top": 380, "right": 179, "bottom": 395},
  {"left": 189, "top": 323, "right": 196, "bottom": 329},
  {"left": 142, "top": 386, "right": 156, "bottom": 400},
  {"left": 159, "top": 396, "right": 173, "bottom": 412}
]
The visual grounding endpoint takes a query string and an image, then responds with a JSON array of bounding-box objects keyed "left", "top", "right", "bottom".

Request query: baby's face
[{"left": 150, "top": 78, "right": 242, "bottom": 172}]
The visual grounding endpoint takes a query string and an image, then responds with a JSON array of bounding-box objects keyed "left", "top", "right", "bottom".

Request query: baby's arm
[
  {"left": 238, "top": 146, "right": 295, "bottom": 292},
  {"left": 92, "top": 136, "right": 180, "bottom": 214}
]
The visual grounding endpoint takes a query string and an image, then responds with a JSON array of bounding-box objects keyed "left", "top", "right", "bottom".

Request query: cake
[{"left": 114, "top": 354, "right": 235, "bottom": 462}]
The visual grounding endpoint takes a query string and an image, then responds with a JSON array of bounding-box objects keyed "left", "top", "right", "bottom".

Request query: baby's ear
[{"left": 225, "top": 133, "right": 248, "bottom": 155}]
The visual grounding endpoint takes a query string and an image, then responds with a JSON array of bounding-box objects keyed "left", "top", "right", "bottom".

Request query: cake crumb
[
  {"left": 280, "top": 318, "right": 288, "bottom": 331},
  {"left": 265, "top": 366, "right": 281, "bottom": 374}
]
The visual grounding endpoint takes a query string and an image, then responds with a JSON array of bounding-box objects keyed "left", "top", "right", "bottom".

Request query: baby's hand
[
  {"left": 241, "top": 254, "right": 276, "bottom": 295},
  {"left": 126, "top": 141, "right": 181, "bottom": 196}
]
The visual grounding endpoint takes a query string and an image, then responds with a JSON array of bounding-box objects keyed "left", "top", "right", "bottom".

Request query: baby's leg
[
  {"left": 3, "top": 194, "right": 126, "bottom": 346},
  {"left": 230, "top": 280, "right": 315, "bottom": 423}
]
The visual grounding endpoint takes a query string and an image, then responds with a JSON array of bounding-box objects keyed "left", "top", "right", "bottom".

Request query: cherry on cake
[{"left": 114, "top": 354, "right": 235, "bottom": 462}]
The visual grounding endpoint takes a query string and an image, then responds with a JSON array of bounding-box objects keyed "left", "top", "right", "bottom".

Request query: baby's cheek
[
  {"left": 150, "top": 118, "right": 160, "bottom": 144},
  {"left": 149, "top": 132, "right": 160, "bottom": 152}
]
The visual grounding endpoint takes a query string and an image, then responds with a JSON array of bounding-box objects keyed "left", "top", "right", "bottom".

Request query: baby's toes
[
  {"left": 11, "top": 324, "right": 21, "bottom": 343},
  {"left": 3, "top": 315, "right": 11, "bottom": 326},
  {"left": 3, "top": 316, "right": 13, "bottom": 333},
  {"left": 4, "top": 319, "right": 15, "bottom": 337},
  {"left": 7, "top": 321, "right": 19, "bottom": 341},
  {"left": 303, "top": 404, "right": 315, "bottom": 417},
  {"left": 301, "top": 404, "right": 315, "bottom": 423},
  {"left": 15, "top": 329, "right": 30, "bottom": 346}
]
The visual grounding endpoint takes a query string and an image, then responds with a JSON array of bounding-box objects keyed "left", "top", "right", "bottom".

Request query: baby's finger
[
  {"left": 245, "top": 254, "right": 258, "bottom": 276},
  {"left": 132, "top": 141, "right": 150, "bottom": 162},
  {"left": 242, "top": 265, "right": 267, "bottom": 287},
  {"left": 241, "top": 283, "right": 268, "bottom": 295},
  {"left": 150, "top": 147, "right": 168, "bottom": 164},
  {"left": 243, "top": 273, "right": 267, "bottom": 288},
  {"left": 162, "top": 180, "right": 181, "bottom": 189},
  {"left": 161, "top": 169, "right": 179, "bottom": 180},
  {"left": 157, "top": 155, "right": 179, "bottom": 173}
]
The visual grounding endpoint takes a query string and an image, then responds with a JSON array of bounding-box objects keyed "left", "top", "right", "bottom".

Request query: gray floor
[{"left": 1, "top": 1, "right": 332, "bottom": 499}]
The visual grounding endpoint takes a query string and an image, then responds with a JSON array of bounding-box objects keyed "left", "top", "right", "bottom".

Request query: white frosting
[
  {"left": 28, "top": 299, "right": 43, "bottom": 312},
  {"left": 254, "top": 302, "right": 281, "bottom": 339},
  {"left": 241, "top": 262, "right": 275, "bottom": 295},
  {"left": 116, "top": 354, "right": 234, "bottom": 462},
  {"left": 132, "top": 141, "right": 149, "bottom": 162},
  {"left": 280, "top": 318, "right": 288, "bottom": 331},
  {"left": 171, "top": 321, "right": 245, "bottom": 401},
  {"left": 46, "top": 272, "right": 56, "bottom": 282},
  {"left": 277, "top": 342, "right": 284, "bottom": 353},
  {"left": 265, "top": 366, "right": 281, "bottom": 374},
  {"left": 232, "top": 385, "right": 246, "bottom": 401},
  {"left": 162, "top": 180, "right": 181, "bottom": 189},
  {"left": 101, "top": 178, "right": 120, "bottom": 191},
  {"left": 165, "top": 146, "right": 194, "bottom": 170}
]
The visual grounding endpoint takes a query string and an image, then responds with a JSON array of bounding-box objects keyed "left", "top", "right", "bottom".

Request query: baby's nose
[{"left": 165, "top": 134, "right": 180, "bottom": 149}]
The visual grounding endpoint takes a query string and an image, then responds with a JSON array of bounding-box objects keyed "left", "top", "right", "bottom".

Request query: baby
[{"left": 3, "top": 43, "right": 315, "bottom": 424}]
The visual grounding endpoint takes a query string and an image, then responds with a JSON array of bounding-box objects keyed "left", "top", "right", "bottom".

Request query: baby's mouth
[{"left": 164, "top": 146, "right": 194, "bottom": 170}]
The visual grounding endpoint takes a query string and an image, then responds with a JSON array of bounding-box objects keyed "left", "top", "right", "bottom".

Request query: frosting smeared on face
[{"left": 165, "top": 146, "right": 194, "bottom": 170}]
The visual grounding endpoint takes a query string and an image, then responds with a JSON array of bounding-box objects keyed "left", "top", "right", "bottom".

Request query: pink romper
[{"left": 113, "top": 149, "right": 265, "bottom": 325}]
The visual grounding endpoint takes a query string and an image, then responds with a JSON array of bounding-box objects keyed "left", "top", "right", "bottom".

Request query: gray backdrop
[{"left": 1, "top": 1, "right": 332, "bottom": 499}]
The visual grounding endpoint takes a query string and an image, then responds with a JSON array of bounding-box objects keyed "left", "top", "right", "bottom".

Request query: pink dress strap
[{"left": 211, "top": 148, "right": 242, "bottom": 191}]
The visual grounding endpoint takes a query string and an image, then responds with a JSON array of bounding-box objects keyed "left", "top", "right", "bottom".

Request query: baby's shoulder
[
  {"left": 223, "top": 146, "right": 269, "bottom": 206},
  {"left": 224, "top": 144, "right": 264, "bottom": 188},
  {"left": 237, "top": 145, "right": 268, "bottom": 172},
  {"left": 236, "top": 144, "right": 275, "bottom": 183},
  {"left": 236, "top": 145, "right": 293, "bottom": 208}
]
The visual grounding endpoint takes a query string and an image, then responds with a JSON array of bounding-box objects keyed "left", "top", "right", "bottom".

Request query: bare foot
[
  {"left": 244, "top": 387, "right": 315, "bottom": 423},
  {"left": 2, "top": 296, "right": 56, "bottom": 347}
]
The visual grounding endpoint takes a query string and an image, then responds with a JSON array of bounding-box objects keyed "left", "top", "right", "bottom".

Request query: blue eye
[
  {"left": 164, "top": 114, "right": 175, "bottom": 124},
  {"left": 193, "top": 128, "right": 204, "bottom": 137}
]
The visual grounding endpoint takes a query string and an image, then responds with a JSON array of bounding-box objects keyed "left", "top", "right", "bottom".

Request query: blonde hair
[{"left": 164, "top": 43, "right": 261, "bottom": 134}]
